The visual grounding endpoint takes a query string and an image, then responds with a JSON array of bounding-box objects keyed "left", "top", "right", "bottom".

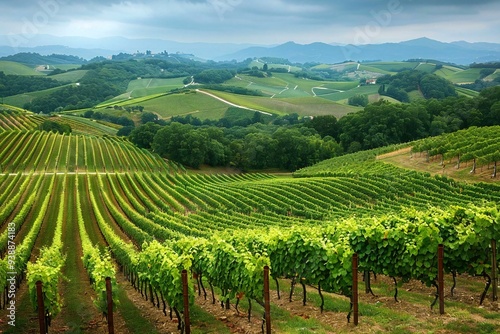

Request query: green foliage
[
  {"left": 150, "top": 121, "right": 342, "bottom": 170},
  {"left": 480, "top": 68, "right": 496, "bottom": 79},
  {"left": 117, "top": 125, "right": 135, "bottom": 137},
  {"left": 338, "top": 101, "right": 429, "bottom": 150},
  {"left": 129, "top": 122, "right": 162, "bottom": 149},
  {"left": 199, "top": 84, "right": 264, "bottom": 96},
  {"left": 378, "top": 70, "right": 456, "bottom": 101},
  {"left": 24, "top": 58, "right": 191, "bottom": 112},
  {"left": 27, "top": 176, "right": 67, "bottom": 320},
  {"left": 0, "top": 71, "right": 63, "bottom": 97},
  {"left": 305, "top": 115, "right": 340, "bottom": 138},
  {"left": 413, "top": 125, "right": 500, "bottom": 171},
  {"left": 76, "top": 175, "right": 118, "bottom": 314},
  {"left": 137, "top": 240, "right": 194, "bottom": 310},
  {"left": 470, "top": 62, "right": 500, "bottom": 69},
  {"left": 83, "top": 109, "right": 135, "bottom": 127},
  {"left": 0, "top": 52, "right": 85, "bottom": 66},
  {"left": 347, "top": 94, "right": 369, "bottom": 107},
  {"left": 194, "top": 69, "right": 235, "bottom": 84},
  {"left": 25, "top": 82, "right": 120, "bottom": 113},
  {"left": 140, "top": 111, "right": 159, "bottom": 124},
  {"left": 38, "top": 120, "right": 72, "bottom": 134}
]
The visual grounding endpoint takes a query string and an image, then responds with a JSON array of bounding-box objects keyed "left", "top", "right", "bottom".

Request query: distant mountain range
[
  {"left": 0, "top": 35, "right": 499, "bottom": 65},
  {"left": 221, "top": 38, "right": 500, "bottom": 64},
  {"left": 0, "top": 34, "right": 257, "bottom": 61}
]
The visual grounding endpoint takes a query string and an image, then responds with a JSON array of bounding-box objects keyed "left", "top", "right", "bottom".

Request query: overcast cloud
[{"left": 1, "top": 0, "right": 499, "bottom": 46}]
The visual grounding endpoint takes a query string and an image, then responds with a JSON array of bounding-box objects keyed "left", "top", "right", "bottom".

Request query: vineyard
[
  {"left": 412, "top": 126, "right": 500, "bottom": 177},
  {"left": 0, "top": 111, "right": 499, "bottom": 333}
]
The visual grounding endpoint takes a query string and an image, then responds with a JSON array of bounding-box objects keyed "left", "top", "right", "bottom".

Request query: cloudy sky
[{"left": 1, "top": 0, "right": 499, "bottom": 45}]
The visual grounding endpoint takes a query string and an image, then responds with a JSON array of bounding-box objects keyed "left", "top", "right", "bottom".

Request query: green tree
[
  {"left": 306, "top": 115, "right": 339, "bottom": 139},
  {"left": 348, "top": 94, "right": 369, "bottom": 107},
  {"left": 38, "top": 120, "right": 71, "bottom": 134},
  {"left": 243, "top": 132, "right": 278, "bottom": 169},
  {"left": 141, "top": 112, "right": 159, "bottom": 124},
  {"left": 117, "top": 125, "right": 135, "bottom": 137},
  {"left": 129, "top": 122, "right": 161, "bottom": 149}
]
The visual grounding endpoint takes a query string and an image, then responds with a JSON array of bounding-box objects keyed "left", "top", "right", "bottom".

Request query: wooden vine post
[
  {"left": 105, "top": 277, "right": 115, "bottom": 334},
  {"left": 492, "top": 240, "right": 498, "bottom": 302},
  {"left": 352, "top": 253, "right": 359, "bottom": 326},
  {"left": 182, "top": 270, "right": 191, "bottom": 334},
  {"left": 36, "top": 281, "right": 47, "bottom": 334},
  {"left": 264, "top": 265, "right": 272, "bottom": 334},
  {"left": 437, "top": 244, "right": 445, "bottom": 315}
]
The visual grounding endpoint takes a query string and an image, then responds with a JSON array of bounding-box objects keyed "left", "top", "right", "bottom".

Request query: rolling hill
[
  {"left": 0, "top": 61, "right": 43, "bottom": 76},
  {"left": 0, "top": 106, "right": 498, "bottom": 334},
  {"left": 221, "top": 38, "right": 500, "bottom": 65}
]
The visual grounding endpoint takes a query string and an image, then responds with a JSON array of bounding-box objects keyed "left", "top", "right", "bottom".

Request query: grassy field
[
  {"left": 413, "top": 63, "right": 436, "bottom": 73},
  {"left": 51, "top": 64, "right": 84, "bottom": 71},
  {"left": 456, "top": 87, "right": 480, "bottom": 98},
  {"left": 202, "top": 89, "right": 361, "bottom": 117},
  {"left": 49, "top": 70, "right": 88, "bottom": 83},
  {"left": 361, "top": 61, "right": 420, "bottom": 73},
  {"left": 434, "top": 65, "right": 464, "bottom": 79},
  {"left": 0, "top": 103, "right": 29, "bottom": 113},
  {"left": 0, "top": 61, "right": 43, "bottom": 76},
  {"left": 445, "top": 68, "right": 484, "bottom": 84},
  {"left": 484, "top": 69, "right": 500, "bottom": 81},
  {"left": 357, "top": 64, "right": 393, "bottom": 75},
  {"left": 3, "top": 83, "right": 77, "bottom": 107},
  {"left": 130, "top": 90, "right": 230, "bottom": 120},
  {"left": 126, "top": 77, "right": 185, "bottom": 97},
  {"left": 318, "top": 84, "right": 381, "bottom": 102},
  {"left": 3, "top": 58, "right": 496, "bottom": 123},
  {"left": 408, "top": 90, "right": 425, "bottom": 101},
  {"left": 229, "top": 76, "right": 287, "bottom": 97},
  {"left": 229, "top": 73, "right": 357, "bottom": 98},
  {"left": 249, "top": 59, "right": 302, "bottom": 72},
  {"left": 327, "top": 62, "right": 359, "bottom": 72}
]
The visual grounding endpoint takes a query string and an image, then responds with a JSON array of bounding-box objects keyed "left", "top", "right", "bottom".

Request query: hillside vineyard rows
[{"left": 0, "top": 112, "right": 499, "bottom": 333}]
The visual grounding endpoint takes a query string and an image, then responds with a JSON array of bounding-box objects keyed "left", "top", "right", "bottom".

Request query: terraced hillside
[{"left": 0, "top": 111, "right": 499, "bottom": 334}]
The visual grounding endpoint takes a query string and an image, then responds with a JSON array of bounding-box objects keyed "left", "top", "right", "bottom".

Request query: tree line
[
  {"left": 127, "top": 86, "right": 500, "bottom": 170},
  {"left": 129, "top": 119, "right": 342, "bottom": 171},
  {"left": 337, "top": 86, "right": 500, "bottom": 152},
  {"left": 378, "top": 70, "right": 457, "bottom": 102},
  {"left": 0, "top": 71, "right": 63, "bottom": 97}
]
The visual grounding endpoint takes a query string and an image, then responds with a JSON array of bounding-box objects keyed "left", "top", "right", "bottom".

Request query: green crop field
[
  {"left": 51, "top": 64, "right": 84, "bottom": 71},
  {"left": 131, "top": 90, "right": 230, "bottom": 120},
  {"left": 407, "top": 90, "right": 425, "bottom": 101},
  {"left": 249, "top": 60, "right": 302, "bottom": 72},
  {"left": 309, "top": 63, "right": 332, "bottom": 70},
  {"left": 3, "top": 84, "right": 77, "bottom": 108},
  {"left": 446, "top": 68, "right": 484, "bottom": 84},
  {"left": 321, "top": 81, "right": 360, "bottom": 91},
  {"left": 328, "top": 62, "right": 359, "bottom": 72},
  {"left": 199, "top": 89, "right": 362, "bottom": 117},
  {"left": 361, "top": 61, "right": 420, "bottom": 73},
  {"left": 412, "top": 63, "right": 436, "bottom": 73},
  {"left": 126, "top": 77, "right": 185, "bottom": 97},
  {"left": 0, "top": 61, "right": 43, "bottom": 76},
  {"left": 434, "top": 65, "right": 463, "bottom": 79},
  {"left": 357, "top": 64, "right": 393, "bottom": 75},
  {"left": 0, "top": 109, "right": 499, "bottom": 334},
  {"left": 456, "top": 86, "right": 480, "bottom": 98},
  {"left": 56, "top": 115, "right": 120, "bottom": 135},
  {"left": 484, "top": 69, "right": 500, "bottom": 81},
  {"left": 229, "top": 73, "right": 355, "bottom": 99},
  {"left": 49, "top": 70, "right": 88, "bottom": 83},
  {"left": 317, "top": 84, "right": 381, "bottom": 102}
]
